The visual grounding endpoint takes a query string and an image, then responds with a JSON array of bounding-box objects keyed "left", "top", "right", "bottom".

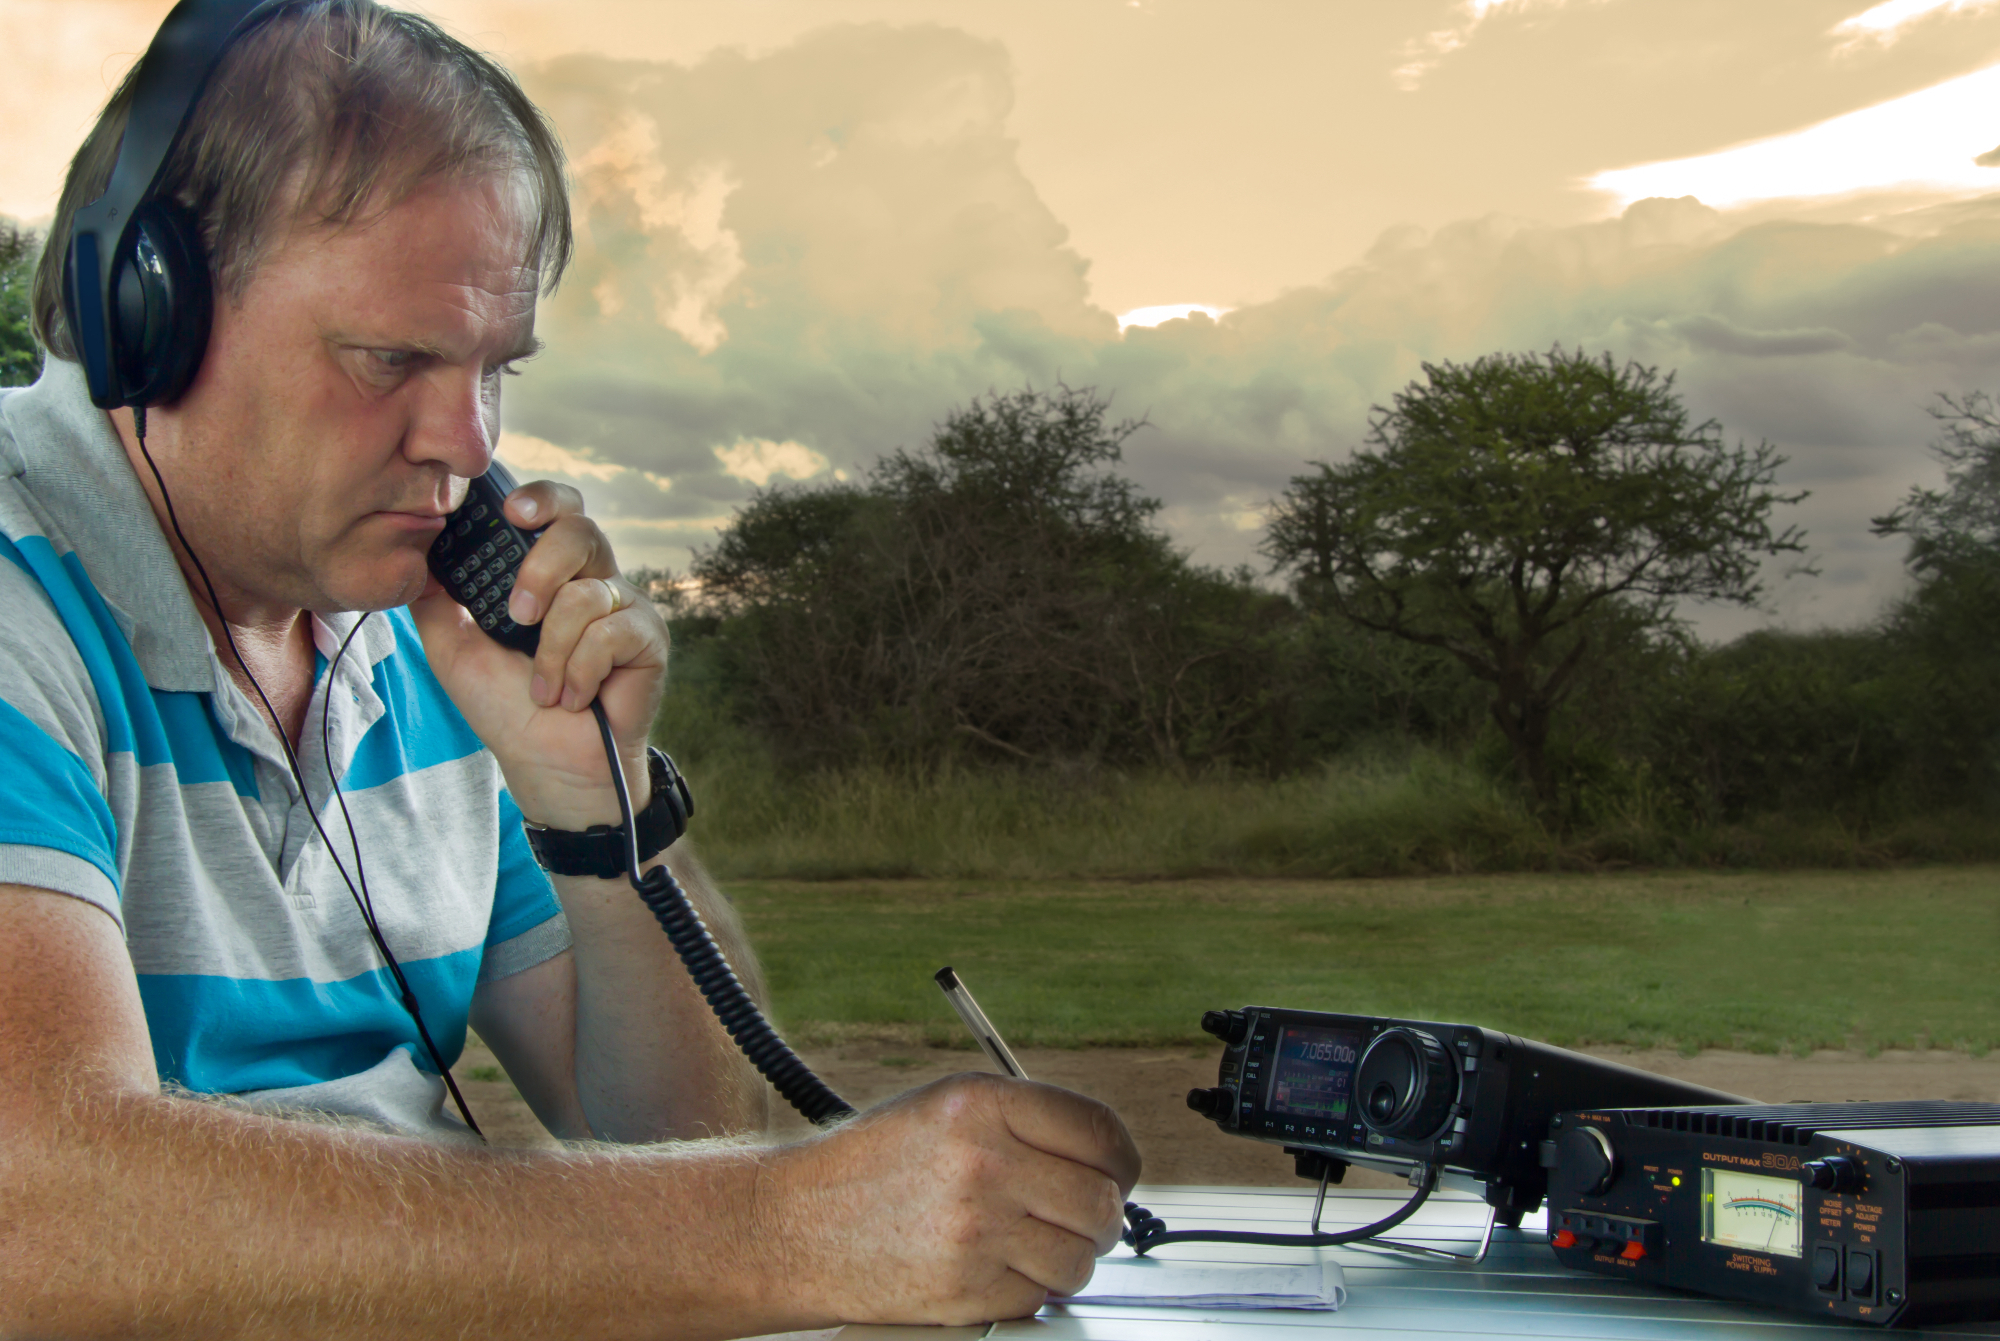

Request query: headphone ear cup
[{"left": 111, "top": 198, "right": 213, "bottom": 407}]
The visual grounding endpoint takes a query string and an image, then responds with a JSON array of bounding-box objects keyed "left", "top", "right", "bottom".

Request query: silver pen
[{"left": 934, "top": 966, "right": 1029, "bottom": 1080}]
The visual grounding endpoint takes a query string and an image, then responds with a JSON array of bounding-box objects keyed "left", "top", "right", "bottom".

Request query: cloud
[
  {"left": 1830, "top": 0, "right": 2000, "bottom": 48},
  {"left": 714, "top": 438, "right": 831, "bottom": 486},
  {"left": 497, "top": 432, "right": 632, "bottom": 482},
  {"left": 1392, "top": 0, "right": 1607, "bottom": 91},
  {"left": 507, "top": 27, "right": 2000, "bottom": 638},
  {"left": 1118, "top": 304, "right": 1233, "bottom": 331},
  {"left": 1670, "top": 316, "right": 1854, "bottom": 358},
  {"left": 1588, "top": 61, "right": 2000, "bottom": 209}
]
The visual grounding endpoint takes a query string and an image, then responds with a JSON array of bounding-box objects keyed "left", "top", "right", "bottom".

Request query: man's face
[{"left": 164, "top": 169, "right": 541, "bottom": 614}]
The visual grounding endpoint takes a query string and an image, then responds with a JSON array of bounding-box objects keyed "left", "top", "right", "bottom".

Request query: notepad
[{"left": 1057, "top": 1256, "right": 1347, "bottom": 1310}]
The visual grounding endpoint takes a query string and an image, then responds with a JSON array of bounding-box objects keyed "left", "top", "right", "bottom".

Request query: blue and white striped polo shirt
[{"left": 0, "top": 360, "right": 569, "bottom": 1141}]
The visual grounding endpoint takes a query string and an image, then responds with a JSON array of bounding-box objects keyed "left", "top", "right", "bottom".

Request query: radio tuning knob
[
  {"left": 1185, "top": 1086, "right": 1235, "bottom": 1120},
  {"left": 1802, "top": 1156, "right": 1862, "bottom": 1192},
  {"left": 1354, "top": 1027, "right": 1458, "bottom": 1140},
  {"left": 1201, "top": 1010, "right": 1250, "bottom": 1045},
  {"left": 1558, "top": 1124, "right": 1618, "bottom": 1196}
]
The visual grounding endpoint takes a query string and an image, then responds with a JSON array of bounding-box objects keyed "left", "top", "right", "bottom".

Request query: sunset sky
[{"left": 10, "top": 0, "right": 2000, "bottom": 635}]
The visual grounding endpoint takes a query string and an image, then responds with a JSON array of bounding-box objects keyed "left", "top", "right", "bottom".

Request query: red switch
[
  {"left": 1552, "top": 1230, "right": 1577, "bottom": 1248},
  {"left": 1620, "top": 1240, "right": 1646, "bottom": 1261}
]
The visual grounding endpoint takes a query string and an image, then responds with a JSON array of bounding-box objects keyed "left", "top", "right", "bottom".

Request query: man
[{"left": 0, "top": 3, "right": 1138, "bottom": 1336}]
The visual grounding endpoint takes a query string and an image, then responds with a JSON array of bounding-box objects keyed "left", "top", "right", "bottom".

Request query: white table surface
[{"left": 819, "top": 1184, "right": 2000, "bottom": 1341}]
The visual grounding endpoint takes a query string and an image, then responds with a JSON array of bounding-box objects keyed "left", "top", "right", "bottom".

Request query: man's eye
[{"left": 365, "top": 349, "right": 415, "bottom": 376}]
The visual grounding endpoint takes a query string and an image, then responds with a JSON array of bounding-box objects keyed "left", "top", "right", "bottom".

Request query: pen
[{"left": 934, "top": 966, "right": 1029, "bottom": 1080}]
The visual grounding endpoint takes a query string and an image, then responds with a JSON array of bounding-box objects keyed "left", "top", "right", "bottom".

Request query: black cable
[
  {"left": 133, "top": 406, "right": 483, "bottom": 1139},
  {"left": 1121, "top": 1164, "right": 1439, "bottom": 1255},
  {"left": 587, "top": 698, "right": 855, "bottom": 1125},
  {"left": 324, "top": 616, "right": 484, "bottom": 1136}
]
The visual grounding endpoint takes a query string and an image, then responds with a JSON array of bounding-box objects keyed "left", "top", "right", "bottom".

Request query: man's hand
[
  {"left": 776, "top": 1074, "right": 1142, "bottom": 1327},
  {"left": 411, "top": 480, "right": 663, "bottom": 829}
]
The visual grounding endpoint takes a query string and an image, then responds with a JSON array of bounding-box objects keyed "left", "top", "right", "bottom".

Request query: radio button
[{"left": 1813, "top": 1245, "right": 1842, "bottom": 1293}]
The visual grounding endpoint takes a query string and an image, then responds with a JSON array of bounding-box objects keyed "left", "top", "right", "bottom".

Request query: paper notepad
[{"left": 1056, "top": 1256, "right": 1346, "bottom": 1310}]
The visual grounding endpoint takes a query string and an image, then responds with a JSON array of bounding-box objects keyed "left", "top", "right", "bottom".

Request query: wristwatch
[{"left": 521, "top": 746, "right": 695, "bottom": 879}]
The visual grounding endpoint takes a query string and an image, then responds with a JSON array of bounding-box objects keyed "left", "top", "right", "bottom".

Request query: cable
[
  {"left": 319, "top": 614, "right": 481, "bottom": 1137},
  {"left": 587, "top": 699, "right": 855, "bottom": 1125},
  {"left": 1121, "top": 1164, "right": 1439, "bottom": 1255},
  {"left": 133, "top": 405, "right": 483, "bottom": 1139}
]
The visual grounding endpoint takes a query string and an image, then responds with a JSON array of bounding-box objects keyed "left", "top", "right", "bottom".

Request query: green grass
[{"left": 731, "top": 866, "right": 2000, "bottom": 1055}]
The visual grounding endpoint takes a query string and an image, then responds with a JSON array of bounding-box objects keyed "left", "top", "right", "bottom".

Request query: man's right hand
[
  {"left": 770, "top": 1073, "right": 1142, "bottom": 1327},
  {"left": 0, "top": 876, "right": 1140, "bottom": 1337}
]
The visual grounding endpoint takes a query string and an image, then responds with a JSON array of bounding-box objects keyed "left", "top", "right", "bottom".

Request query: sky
[{"left": 11, "top": 0, "right": 2000, "bottom": 637}]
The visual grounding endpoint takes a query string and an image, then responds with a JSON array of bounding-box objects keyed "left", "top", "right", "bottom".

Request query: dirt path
[{"left": 458, "top": 1037, "right": 2000, "bottom": 1188}]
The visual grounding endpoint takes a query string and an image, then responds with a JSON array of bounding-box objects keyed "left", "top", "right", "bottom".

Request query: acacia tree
[
  {"left": 1264, "top": 346, "right": 1808, "bottom": 811},
  {"left": 692, "top": 385, "right": 1296, "bottom": 769},
  {"left": 1873, "top": 391, "right": 2000, "bottom": 571},
  {"left": 1870, "top": 392, "right": 2000, "bottom": 795}
]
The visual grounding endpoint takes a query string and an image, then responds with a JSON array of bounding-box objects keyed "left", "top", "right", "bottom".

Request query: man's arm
[
  {"left": 0, "top": 883, "right": 1140, "bottom": 1340},
  {"left": 470, "top": 841, "right": 770, "bottom": 1144}
]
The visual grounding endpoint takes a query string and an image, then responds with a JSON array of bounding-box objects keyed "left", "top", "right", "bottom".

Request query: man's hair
[{"left": 32, "top": 0, "right": 571, "bottom": 361}]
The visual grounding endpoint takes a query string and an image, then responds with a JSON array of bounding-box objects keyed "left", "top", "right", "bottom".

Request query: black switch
[
  {"left": 1813, "top": 1244, "right": 1842, "bottom": 1293},
  {"left": 1848, "top": 1249, "right": 1876, "bottom": 1300}
]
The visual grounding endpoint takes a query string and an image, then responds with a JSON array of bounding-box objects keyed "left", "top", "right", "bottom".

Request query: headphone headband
[{"left": 66, "top": 0, "right": 284, "bottom": 408}]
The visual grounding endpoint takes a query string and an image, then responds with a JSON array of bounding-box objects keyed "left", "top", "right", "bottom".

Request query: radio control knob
[
  {"left": 1802, "top": 1156, "right": 1862, "bottom": 1192},
  {"left": 1354, "top": 1027, "right": 1458, "bottom": 1140},
  {"left": 1201, "top": 1010, "right": 1250, "bottom": 1045},
  {"left": 1185, "top": 1086, "right": 1235, "bottom": 1120},
  {"left": 1558, "top": 1124, "right": 1618, "bottom": 1196}
]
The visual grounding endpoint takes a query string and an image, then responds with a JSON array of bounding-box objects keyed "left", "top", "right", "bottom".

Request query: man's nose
[{"left": 406, "top": 365, "right": 496, "bottom": 478}]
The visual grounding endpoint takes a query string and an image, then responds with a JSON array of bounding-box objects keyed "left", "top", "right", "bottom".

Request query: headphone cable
[{"left": 132, "top": 404, "right": 482, "bottom": 1138}]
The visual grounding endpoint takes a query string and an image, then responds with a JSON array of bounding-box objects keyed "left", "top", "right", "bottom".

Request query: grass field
[{"left": 728, "top": 865, "right": 2000, "bottom": 1056}]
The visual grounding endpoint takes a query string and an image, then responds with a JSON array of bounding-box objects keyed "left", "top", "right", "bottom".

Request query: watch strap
[{"left": 523, "top": 746, "right": 694, "bottom": 879}]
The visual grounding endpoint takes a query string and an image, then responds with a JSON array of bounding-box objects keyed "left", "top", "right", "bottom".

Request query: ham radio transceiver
[{"left": 1187, "top": 1006, "right": 1744, "bottom": 1223}]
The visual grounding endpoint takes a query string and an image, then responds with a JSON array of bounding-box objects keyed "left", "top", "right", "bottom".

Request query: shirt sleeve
[
  {"left": 478, "top": 786, "right": 571, "bottom": 983},
  {"left": 0, "top": 548, "right": 121, "bottom": 921}
]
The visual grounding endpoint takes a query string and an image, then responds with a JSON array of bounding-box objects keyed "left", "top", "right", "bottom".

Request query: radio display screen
[{"left": 1266, "top": 1024, "right": 1363, "bottom": 1121}]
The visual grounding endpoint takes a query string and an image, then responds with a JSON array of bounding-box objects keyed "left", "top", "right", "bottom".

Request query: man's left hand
[{"left": 410, "top": 480, "right": 664, "bottom": 830}]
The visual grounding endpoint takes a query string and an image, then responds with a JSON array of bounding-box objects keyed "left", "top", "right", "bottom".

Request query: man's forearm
[
  {"left": 554, "top": 840, "right": 771, "bottom": 1142},
  {"left": 0, "top": 1081, "right": 805, "bottom": 1341}
]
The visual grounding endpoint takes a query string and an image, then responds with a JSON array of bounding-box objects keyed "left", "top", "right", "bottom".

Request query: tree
[
  {"left": 694, "top": 384, "right": 1292, "bottom": 769},
  {"left": 1873, "top": 391, "right": 2000, "bottom": 573},
  {"left": 1871, "top": 392, "right": 2000, "bottom": 800},
  {"left": 1264, "top": 346, "right": 1808, "bottom": 811},
  {"left": 0, "top": 223, "right": 42, "bottom": 388}
]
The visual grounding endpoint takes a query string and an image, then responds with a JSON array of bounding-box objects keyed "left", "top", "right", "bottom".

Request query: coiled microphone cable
[{"left": 587, "top": 699, "right": 854, "bottom": 1125}]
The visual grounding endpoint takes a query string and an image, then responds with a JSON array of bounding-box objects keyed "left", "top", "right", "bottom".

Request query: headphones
[{"left": 62, "top": 0, "right": 283, "bottom": 411}]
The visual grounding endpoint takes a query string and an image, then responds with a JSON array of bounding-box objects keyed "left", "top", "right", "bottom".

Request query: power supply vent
[{"left": 1627, "top": 1101, "right": 2000, "bottom": 1146}]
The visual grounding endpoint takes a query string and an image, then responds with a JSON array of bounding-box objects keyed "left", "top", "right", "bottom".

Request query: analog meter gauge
[{"left": 1701, "top": 1168, "right": 1804, "bottom": 1257}]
